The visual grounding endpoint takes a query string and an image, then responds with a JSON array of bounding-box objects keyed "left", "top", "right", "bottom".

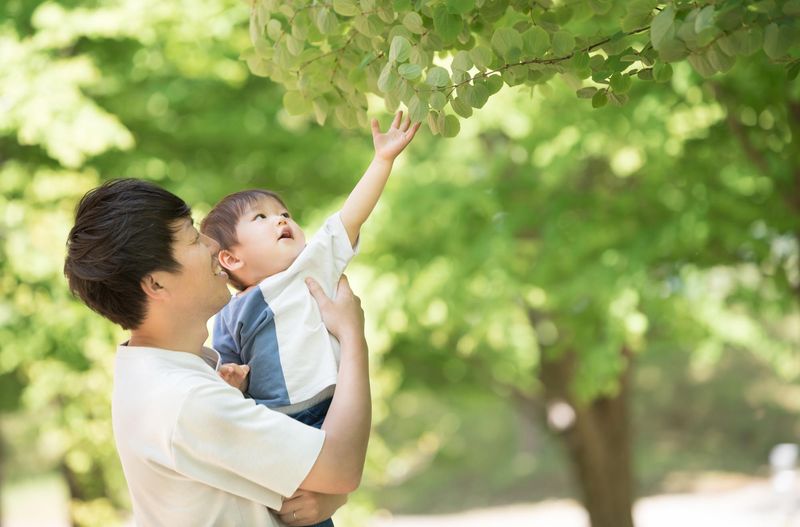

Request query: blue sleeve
[{"left": 212, "top": 313, "right": 242, "bottom": 365}]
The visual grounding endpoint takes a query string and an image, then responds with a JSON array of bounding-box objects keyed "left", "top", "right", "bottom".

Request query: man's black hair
[{"left": 64, "top": 178, "right": 192, "bottom": 329}]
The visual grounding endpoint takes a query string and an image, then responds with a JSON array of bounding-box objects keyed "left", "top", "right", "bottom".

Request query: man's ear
[
  {"left": 219, "top": 249, "right": 243, "bottom": 272},
  {"left": 141, "top": 272, "right": 168, "bottom": 300}
]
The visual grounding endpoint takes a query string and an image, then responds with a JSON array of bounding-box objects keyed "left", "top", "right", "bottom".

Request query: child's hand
[
  {"left": 372, "top": 111, "right": 421, "bottom": 162},
  {"left": 219, "top": 363, "right": 250, "bottom": 392}
]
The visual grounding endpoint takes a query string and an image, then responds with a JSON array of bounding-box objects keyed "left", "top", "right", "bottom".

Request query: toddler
[{"left": 201, "top": 112, "right": 419, "bottom": 527}]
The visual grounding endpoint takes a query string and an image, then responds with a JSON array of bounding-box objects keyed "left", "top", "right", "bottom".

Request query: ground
[{"left": 4, "top": 473, "right": 799, "bottom": 526}]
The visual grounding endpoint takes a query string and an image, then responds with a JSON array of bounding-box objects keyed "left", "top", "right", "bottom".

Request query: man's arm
[
  {"left": 299, "top": 276, "right": 370, "bottom": 494},
  {"left": 340, "top": 111, "right": 421, "bottom": 246}
]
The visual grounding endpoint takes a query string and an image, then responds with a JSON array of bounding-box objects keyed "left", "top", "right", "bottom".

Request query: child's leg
[
  {"left": 288, "top": 397, "right": 332, "bottom": 430},
  {"left": 289, "top": 398, "right": 335, "bottom": 527}
]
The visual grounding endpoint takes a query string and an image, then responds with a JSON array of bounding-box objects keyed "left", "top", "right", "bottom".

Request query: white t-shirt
[
  {"left": 112, "top": 344, "right": 325, "bottom": 526},
  {"left": 213, "top": 212, "right": 358, "bottom": 412}
]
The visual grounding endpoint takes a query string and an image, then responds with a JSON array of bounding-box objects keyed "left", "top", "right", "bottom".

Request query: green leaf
[
  {"left": 694, "top": 5, "right": 715, "bottom": 34},
  {"left": 589, "top": 0, "right": 612, "bottom": 15},
  {"left": 486, "top": 75, "right": 503, "bottom": 94},
  {"left": 429, "top": 91, "right": 447, "bottom": 110},
  {"left": 491, "top": 27, "right": 523, "bottom": 61},
  {"left": 592, "top": 90, "right": 608, "bottom": 108},
  {"left": 706, "top": 43, "right": 735, "bottom": 73},
  {"left": 278, "top": 5, "right": 294, "bottom": 18},
  {"left": 434, "top": 6, "right": 463, "bottom": 43},
  {"left": 687, "top": 53, "right": 717, "bottom": 78},
  {"left": 446, "top": 0, "right": 475, "bottom": 15},
  {"left": 623, "top": 0, "right": 655, "bottom": 31},
  {"left": 452, "top": 50, "right": 472, "bottom": 72},
  {"left": 402, "top": 12, "right": 425, "bottom": 34},
  {"left": 652, "top": 62, "right": 672, "bottom": 82},
  {"left": 763, "top": 23, "right": 785, "bottom": 60},
  {"left": 315, "top": 9, "right": 340, "bottom": 35},
  {"left": 312, "top": 98, "right": 329, "bottom": 125},
  {"left": 441, "top": 114, "right": 461, "bottom": 137},
  {"left": 398, "top": 63, "right": 422, "bottom": 80},
  {"left": 740, "top": 27, "right": 765, "bottom": 57},
  {"left": 353, "top": 14, "right": 382, "bottom": 37},
  {"left": 608, "top": 92, "right": 629, "bottom": 107},
  {"left": 426, "top": 66, "right": 451, "bottom": 87},
  {"left": 452, "top": 70, "right": 470, "bottom": 84},
  {"left": 427, "top": 110, "right": 440, "bottom": 135},
  {"left": 522, "top": 27, "right": 550, "bottom": 58},
  {"left": 267, "top": 19, "right": 283, "bottom": 41},
  {"left": 286, "top": 35, "right": 304, "bottom": 56},
  {"left": 627, "top": 0, "right": 656, "bottom": 15},
  {"left": 451, "top": 96, "right": 473, "bottom": 118},
  {"left": 552, "top": 30, "right": 576, "bottom": 57},
  {"left": 470, "top": 45, "right": 494, "bottom": 71},
  {"left": 407, "top": 94, "right": 428, "bottom": 123},
  {"left": 466, "top": 81, "right": 489, "bottom": 108},
  {"left": 788, "top": 61, "right": 800, "bottom": 80},
  {"left": 657, "top": 38, "right": 689, "bottom": 62},
  {"left": 576, "top": 86, "right": 598, "bottom": 98},
  {"left": 650, "top": 6, "right": 675, "bottom": 50},
  {"left": 378, "top": 63, "right": 401, "bottom": 92},
  {"left": 283, "top": 91, "right": 311, "bottom": 115},
  {"left": 784, "top": 0, "right": 800, "bottom": 15},
  {"left": 333, "top": 0, "right": 360, "bottom": 17},
  {"left": 390, "top": 36, "right": 412, "bottom": 63},
  {"left": 609, "top": 72, "right": 632, "bottom": 93}
]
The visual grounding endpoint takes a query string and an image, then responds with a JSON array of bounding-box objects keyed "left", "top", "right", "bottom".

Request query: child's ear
[{"left": 218, "top": 249, "right": 243, "bottom": 272}]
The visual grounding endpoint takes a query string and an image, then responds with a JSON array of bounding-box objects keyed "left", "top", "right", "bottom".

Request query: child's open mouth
[{"left": 278, "top": 227, "right": 293, "bottom": 240}]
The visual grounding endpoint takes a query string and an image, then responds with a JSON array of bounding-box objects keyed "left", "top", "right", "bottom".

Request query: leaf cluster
[{"left": 246, "top": 0, "right": 800, "bottom": 135}]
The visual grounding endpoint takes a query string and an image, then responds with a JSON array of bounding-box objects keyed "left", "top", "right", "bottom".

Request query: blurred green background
[{"left": 0, "top": 1, "right": 798, "bottom": 526}]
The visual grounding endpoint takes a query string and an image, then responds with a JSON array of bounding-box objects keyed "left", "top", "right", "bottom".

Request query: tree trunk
[{"left": 537, "top": 344, "right": 635, "bottom": 527}]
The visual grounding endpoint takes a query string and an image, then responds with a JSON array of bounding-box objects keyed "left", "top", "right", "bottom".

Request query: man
[{"left": 64, "top": 178, "right": 371, "bottom": 526}]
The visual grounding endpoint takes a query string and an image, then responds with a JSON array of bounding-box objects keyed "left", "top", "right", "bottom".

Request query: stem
[{"left": 444, "top": 25, "right": 652, "bottom": 97}]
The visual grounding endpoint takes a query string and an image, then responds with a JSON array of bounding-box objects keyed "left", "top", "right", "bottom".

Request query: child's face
[{"left": 230, "top": 196, "right": 306, "bottom": 285}]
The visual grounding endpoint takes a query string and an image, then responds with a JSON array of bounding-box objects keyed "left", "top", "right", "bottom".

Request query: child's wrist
[{"left": 372, "top": 154, "right": 395, "bottom": 166}]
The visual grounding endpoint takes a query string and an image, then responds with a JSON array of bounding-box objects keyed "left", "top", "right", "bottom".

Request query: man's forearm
[
  {"left": 321, "top": 333, "right": 371, "bottom": 484},
  {"left": 301, "top": 333, "right": 371, "bottom": 493},
  {"left": 340, "top": 157, "right": 393, "bottom": 246}
]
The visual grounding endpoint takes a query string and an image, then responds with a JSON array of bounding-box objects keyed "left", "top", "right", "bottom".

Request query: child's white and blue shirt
[{"left": 212, "top": 212, "right": 358, "bottom": 413}]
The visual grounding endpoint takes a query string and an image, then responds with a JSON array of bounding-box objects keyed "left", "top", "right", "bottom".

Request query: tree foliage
[{"left": 246, "top": 0, "right": 800, "bottom": 134}]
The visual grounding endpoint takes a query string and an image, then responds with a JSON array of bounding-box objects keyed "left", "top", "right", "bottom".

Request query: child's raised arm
[{"left": 340, "top": 111, "right": 420, "bottom": 246}]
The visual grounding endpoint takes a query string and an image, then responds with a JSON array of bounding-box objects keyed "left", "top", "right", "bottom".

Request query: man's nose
[{"left": 201, "top": 233, "right": 220, "bottom": 253}]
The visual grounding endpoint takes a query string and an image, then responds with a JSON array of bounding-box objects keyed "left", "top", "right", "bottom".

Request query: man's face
[
  {"left": 167, "top": 218, "right": 231, "bottom": 316},
  {"left": 230, "top": 196, "right": 306, "bottom": 285}
]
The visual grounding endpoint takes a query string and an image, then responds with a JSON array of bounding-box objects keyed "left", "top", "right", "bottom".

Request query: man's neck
[{"left": 128, "top": 317, "right": 209, "bottom": 355}]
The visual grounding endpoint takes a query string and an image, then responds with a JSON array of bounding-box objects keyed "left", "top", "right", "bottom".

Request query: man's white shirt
[{"left": 112, "top": 344, "right": 324, "bottom": 526}]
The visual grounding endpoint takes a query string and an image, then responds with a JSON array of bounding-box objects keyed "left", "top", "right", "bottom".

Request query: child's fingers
[
  {"left": 406, "top": 121, "right": 421, "bottom": 140},
  {"left": 370, "top": 118, "right": 380, "bottom": 137},
  {"left": 391, "top": 110, "right": 403, "bottom": 129},
  {"left": 399, "top": 114, "right": 411, "bottom": 132}
]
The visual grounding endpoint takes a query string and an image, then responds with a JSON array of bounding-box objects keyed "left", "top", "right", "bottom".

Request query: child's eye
[
  {"left": 254, "top": 213, "right": 266, "bottom": 220},
  {"left": 281, "top": 212, "right": 291, "bottom": 219}
]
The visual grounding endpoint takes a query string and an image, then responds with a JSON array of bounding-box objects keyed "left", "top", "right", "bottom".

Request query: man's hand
[
  {"left": 277, "top": 490, "right": 347, "bottom": 526},
  {"left": 306, "top": 275, "right": 364, "bottom": 345},
  {"left": 218, "top": 363, "right": 250, "bottom": 392},
  {"left": 372, "top": 111, "right": 421, "bottom": 162}
]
